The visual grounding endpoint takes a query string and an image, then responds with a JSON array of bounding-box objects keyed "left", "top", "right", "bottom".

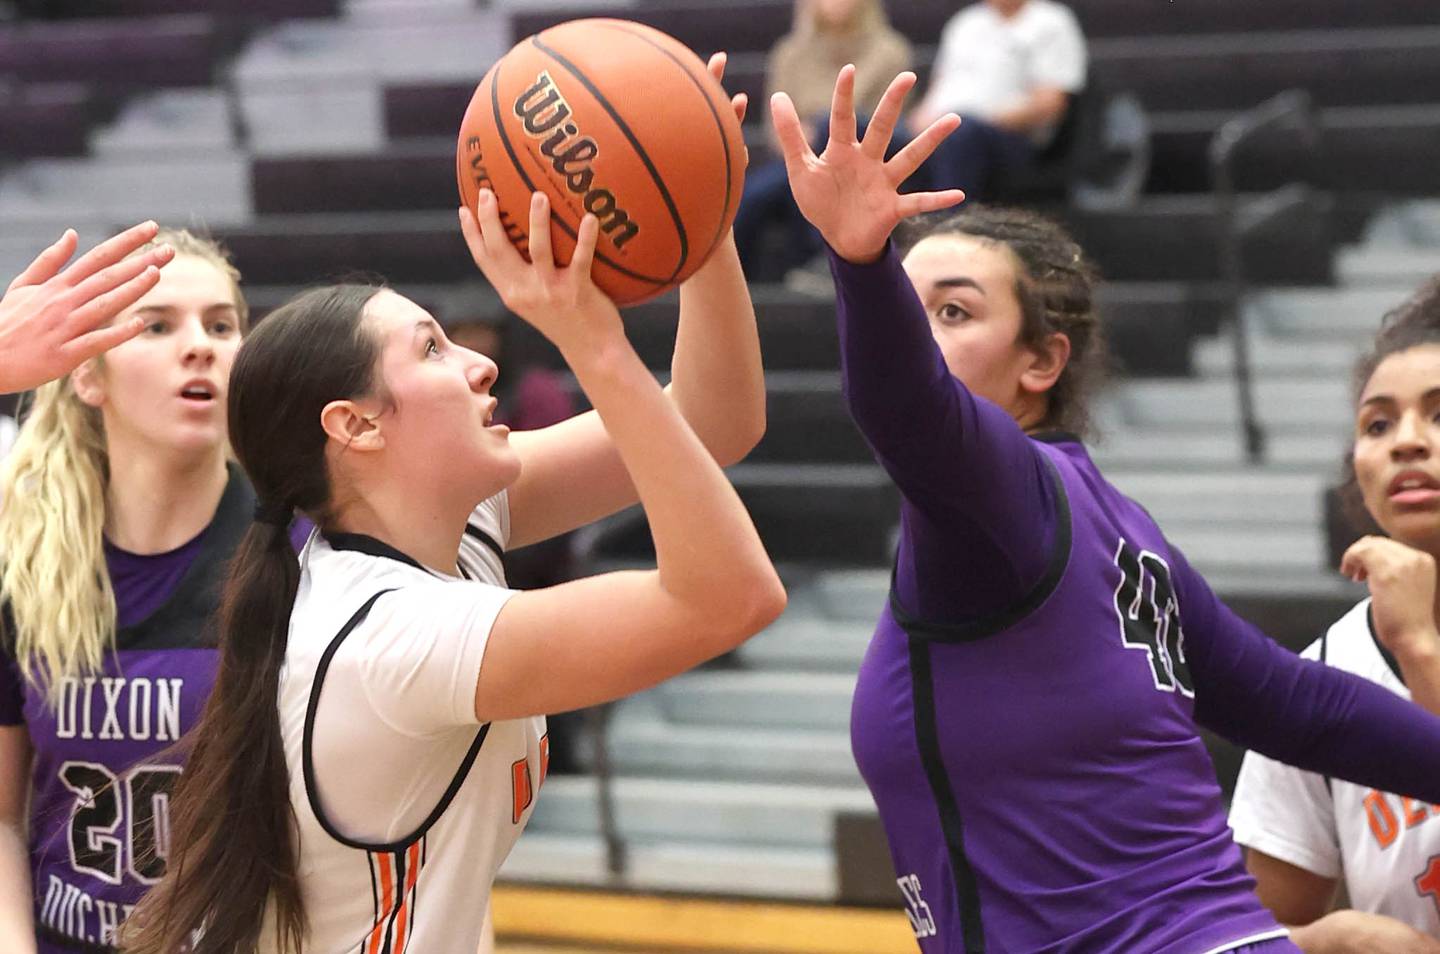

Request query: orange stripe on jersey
[
  {"left": 512, "top": 758, "right": 533, "bottom": 824},
  {"left": 392, "top": 841, "right": 423, "bottom": 953},
  {"left": 368, "top": 853, "right": 396, "bottom": 954}
]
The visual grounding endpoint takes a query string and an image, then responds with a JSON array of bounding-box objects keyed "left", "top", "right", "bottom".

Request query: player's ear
[
  {"left": 69, "top": 359, "right": 105, "bottom": 408},
  {"left": 1019, "top": 331, "right": 1071, "bottom": 396},
  {"left": 320, "top": 399, "right": 385, "bottom": 451}
]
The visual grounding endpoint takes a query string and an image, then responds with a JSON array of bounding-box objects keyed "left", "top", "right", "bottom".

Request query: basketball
[{"left": 456, "top": 18, "right": 746, "bottom": 306}]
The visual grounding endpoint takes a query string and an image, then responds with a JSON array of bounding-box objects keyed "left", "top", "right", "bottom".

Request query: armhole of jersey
[
  {"left": 301, "top": 588, "right": 492, "bottom": 853},
  {"left": 888, "top": 453, "right": 1073, "bottom": 642}
]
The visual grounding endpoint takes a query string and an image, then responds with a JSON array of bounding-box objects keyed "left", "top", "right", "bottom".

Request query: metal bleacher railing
[{"left": 1209, "top": 88, "right": 1321, "bottom": 463}]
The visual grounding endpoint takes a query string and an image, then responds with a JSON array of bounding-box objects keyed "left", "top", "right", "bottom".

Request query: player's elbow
[
  {"left": 713, "top": 407, "right": 766, "bottom": 467},
  {"left": 703, "top": 571, "right": 787, "bottom": 653}
]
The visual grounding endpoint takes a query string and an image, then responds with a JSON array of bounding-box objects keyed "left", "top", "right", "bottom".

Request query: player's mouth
[
  {"left": 178, "top": 379, "right": 218, "bottom": 405},
  {"left": 482, "top": 398, "right": 509, "bottom": 435},
  {"left": 1387, "top": 469, "right": 1440, "bottom": 505}
]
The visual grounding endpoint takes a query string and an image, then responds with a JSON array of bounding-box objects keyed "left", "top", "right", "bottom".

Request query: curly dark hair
[
  {"left": 896, "top": 204, "right": 1107, "bottom": 436},
  {"left": 1339, "top": 275, "right": 1440, "bottom": 530}
]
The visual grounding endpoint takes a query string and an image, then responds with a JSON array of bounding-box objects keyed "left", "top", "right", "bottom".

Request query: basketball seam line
[
  {"left": 488, "top": 57, "right": 674, "bottom": 288},
  {"left": 592, "top": 20, "right": 737, "bottom": 266},
  {"left": 531, "top": 33, "right": 691, "bottom": 284}
]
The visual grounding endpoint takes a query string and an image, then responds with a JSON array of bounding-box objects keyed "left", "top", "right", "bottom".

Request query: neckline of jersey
[{"left": 322, "top": 530, "right": 473, "bottom": 582}]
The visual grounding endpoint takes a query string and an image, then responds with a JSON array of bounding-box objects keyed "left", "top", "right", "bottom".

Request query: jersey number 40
[{"left": 1112, "top": 539, "right": 1194, "bottom": 698}]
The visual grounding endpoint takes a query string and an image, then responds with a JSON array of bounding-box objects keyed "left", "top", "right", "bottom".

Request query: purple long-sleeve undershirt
[
  {"left": 830, "top": 243, "right": 1061, "bottom": 624},
  {"left": 832, "top": 241, "right": 1440, "bottom": 803}
]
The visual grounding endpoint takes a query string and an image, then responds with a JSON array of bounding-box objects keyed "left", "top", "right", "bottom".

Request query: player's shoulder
[
  {"left": 469, "top": 489, "right": 509, "bottom": 551},
  {"left": 1300, "top": 598, "right": 1391, "bottom": 678}
]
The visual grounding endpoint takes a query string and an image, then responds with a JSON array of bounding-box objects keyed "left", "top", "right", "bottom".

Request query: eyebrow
[
  {"left": 1359, "top": 387, "right": 1440, "bottom": 409},
  {"left": 931, "top": 277, "right": 985, "bottom": 296},
  {"left": 411, "top": 318, "right": 443, "bottom": 340},
  {"left": 132, "top": 303, "right": 238, "bottom": 316}
]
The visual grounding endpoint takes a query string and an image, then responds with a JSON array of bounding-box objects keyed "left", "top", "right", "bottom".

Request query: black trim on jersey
[
  {"left": 464, "top": 523, "right": 504, "bottom": 561},
  {"left": 115, "top": 461, "right": 255, "bottom": 652},
  {"left": 1365, "top": 604, "right": 1407, "bottom": 686},
  {"left": 324, "top": 531, "right": 426, "bottom": 572},
  {"left": 888, "top": 454, "right": 1073, "bottom": 642},
  {"left": 302, "top": 589, "right": 493, "bottom": 853},
  {"left": 382, "top": 846, "right": 407, "bottom": 953},
  {"left": 908, "top": 637, "right": 987, "bottom": 952},
  {"left": 325, "top": 524, "right": 503, "bottom": 575}
]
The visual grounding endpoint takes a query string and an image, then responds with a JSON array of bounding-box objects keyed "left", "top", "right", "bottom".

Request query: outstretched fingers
[
  {"left": 63, "top": 287, "right": 155, "bottom": 361},
  {"left": 59, "top": 220, "right": 160, "bottom": 289},
  {"left": 827, "top": 64, "right": 859, "bottom": 146},
  {"left": 860, "top": 71, "right": 918, "bottom": 160},
  {"left": 895, "top": 188, "right": 967, "bottom": 221},
  {"left": 64, "top": 247, "right": 174, "bottom": 330},
  {"left": 888, "top": 113, "right": 962, "bottom": 187},
  {"left": 9, "top": 229, "right": 78, "bottom": 292},
  {"left": 770, "top": 92, "right": 815, "bottom": 175}
]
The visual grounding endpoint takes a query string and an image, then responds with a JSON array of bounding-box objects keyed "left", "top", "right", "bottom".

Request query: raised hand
[
  {"left": 0, "top": 222, "right": 175, "bottom": 394},
  {"left": 706, "top": 51, "right": 749, "bottom": 167},
  {"left": 458, "top": 190, "right": 623, "bottom": 357},
  {"left": 769, "top": 65, "right": 964, "bottom": 265},
  {"left": 1341, "top": 535, "right": 1440, "bottom": 659}
]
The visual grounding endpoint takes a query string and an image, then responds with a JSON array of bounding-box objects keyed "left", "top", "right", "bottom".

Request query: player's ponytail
[
  {"left": 124, "top": 284, "right": 385, "bottom": 954},
  {"left": 0, "top": 229, "right": 245, "bottom": 699}
]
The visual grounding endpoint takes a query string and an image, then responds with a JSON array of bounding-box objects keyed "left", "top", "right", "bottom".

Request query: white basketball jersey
[
  {"left": 263, "top": 492, "right": 548, "bottom": 954},
  {"left": 1229, "top": 599, "right": 1440, "bottom": 932}
]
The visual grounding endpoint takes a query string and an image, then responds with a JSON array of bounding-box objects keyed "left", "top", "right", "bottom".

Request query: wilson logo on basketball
[{"left": 513, "top": 71, "right": 640, "bottom": 249}]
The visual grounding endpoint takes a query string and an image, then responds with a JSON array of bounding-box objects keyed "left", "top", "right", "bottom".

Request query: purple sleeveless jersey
[
  {"left": 0, "top": 467, "right": 258, "bottom": 952},
  {"left": 832, "top": 246, "right": 1440, "bottom": 953}
]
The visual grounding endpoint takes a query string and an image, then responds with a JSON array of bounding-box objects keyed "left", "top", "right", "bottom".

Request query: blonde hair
[{"left": 0, "top": 228, "right": 246, "bottom": 697}]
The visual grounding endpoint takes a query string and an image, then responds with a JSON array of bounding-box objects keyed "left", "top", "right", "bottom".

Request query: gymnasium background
[{"left": 2, "top": 0, "right": 1436, "bottom": 950}]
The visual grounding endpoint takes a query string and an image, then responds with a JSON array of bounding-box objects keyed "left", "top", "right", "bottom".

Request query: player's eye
[
  {"left": 144, "top": 319, "right": 169, "bottom": 335},
  {"left": 1364, "top": 417, "right": 1391, "bottom": 437},
  {"left": 425, "top": 337, "right": 442, "bottom": 357},
  {"left": 935, "top": 302, "right": 971, "bottom": 323},
  {"left": 210, "top": 319, "right": 236, "bottom": 336}
]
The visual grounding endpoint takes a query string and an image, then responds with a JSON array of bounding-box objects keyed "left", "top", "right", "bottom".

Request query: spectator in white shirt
[{"left": 910, "top": 0, "right": 1087, "bottom": 199}]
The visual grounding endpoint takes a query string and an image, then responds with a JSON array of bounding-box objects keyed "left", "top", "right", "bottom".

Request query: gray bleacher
[{"left": 2, "top": 0, "right": 1437, "bottom": 905}]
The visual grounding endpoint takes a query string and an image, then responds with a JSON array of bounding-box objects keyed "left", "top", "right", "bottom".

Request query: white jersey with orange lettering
[
  {"left": 1229, "top": 598, "right": 1440, "bottom": 932},
  {"left": 262, "top": 490, "right": 548, "bottom": 954}
]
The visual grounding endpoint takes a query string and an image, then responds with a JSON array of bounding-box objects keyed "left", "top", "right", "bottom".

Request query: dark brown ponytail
[{"left": 123, "top": 285, "right": 384, "bottom": 954}]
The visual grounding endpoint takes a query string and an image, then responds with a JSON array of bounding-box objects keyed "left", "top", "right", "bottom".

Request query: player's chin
[{"left": 1378, "top": 507, "right": 1440, "bottom": 550}]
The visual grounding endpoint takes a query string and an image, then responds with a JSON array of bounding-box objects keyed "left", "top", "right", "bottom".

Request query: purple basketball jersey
[
  {"left": 1, "top": 466, "right": 253, "bottom": 952},
  {"left": 851, "top": 441, "right": 1282, "bottom": 953}
]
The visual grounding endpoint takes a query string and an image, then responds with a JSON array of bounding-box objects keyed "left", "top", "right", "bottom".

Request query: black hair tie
[{"left": 252, "top": 499, "right": 292, "bottom": 528}]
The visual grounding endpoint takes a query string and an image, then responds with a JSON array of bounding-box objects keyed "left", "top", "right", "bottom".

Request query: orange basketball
[{"left": 456, "top": 18, "right": 746, "bottom": 306}]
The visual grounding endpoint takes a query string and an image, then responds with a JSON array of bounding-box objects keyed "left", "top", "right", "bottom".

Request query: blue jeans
[{"left": 917, "top": 113, "right": 1036, "bottom": 201}]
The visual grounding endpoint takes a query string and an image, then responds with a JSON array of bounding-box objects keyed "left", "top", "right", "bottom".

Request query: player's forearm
[
  {"left": 563, "top": 333, "right": 780, "bottom": 614},
  {"left": 1394, "top": 640, "right": 1440, "bottom": 717},
  {"left": 1194, "top": 603, "right": 1440, "bottom": 803},
  {"left": 670, "top": 233, "right": 766, "bottom": 465},
  {"left": 831, "top": 242, "right": 956, "bottom": 445},
  {"left": 0, "top": 822, "right": 36, "bottom": 954}
]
